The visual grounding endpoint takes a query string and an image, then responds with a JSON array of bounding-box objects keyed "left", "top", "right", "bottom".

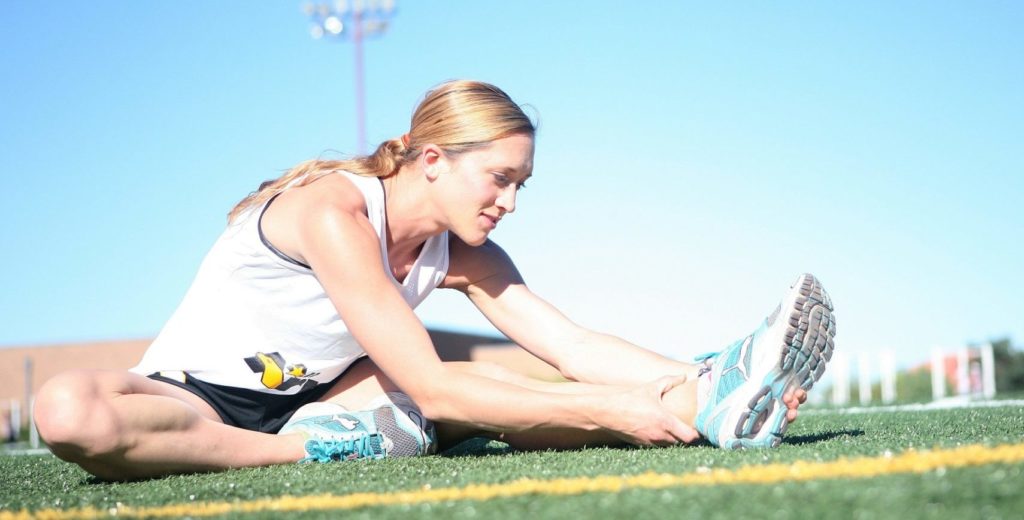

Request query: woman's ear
[{"left": 419, "top": 144, "right": 446, "bottom": 181}]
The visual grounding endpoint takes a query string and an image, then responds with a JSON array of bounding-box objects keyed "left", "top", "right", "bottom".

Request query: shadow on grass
[
  {"left": 440, "top": 437, "right": 514, "bottom": 458},
  {"left": 440, "top": 429, "right": 867, "bottom": 456},
  {"left": 83, "top": 475, "right": 116, "bottom": 486},
  {"left": 783, "top": 429, "right": 864, "bottom": 446}
]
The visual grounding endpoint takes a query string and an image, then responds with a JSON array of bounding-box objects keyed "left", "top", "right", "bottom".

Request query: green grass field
[{"left": 2, "top": 402, "right": 1023, "bottom": 519}]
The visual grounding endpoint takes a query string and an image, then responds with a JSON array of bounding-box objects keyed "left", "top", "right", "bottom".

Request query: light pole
[{"left": 303, "top": 0, "right": 396, "bottom": 154}]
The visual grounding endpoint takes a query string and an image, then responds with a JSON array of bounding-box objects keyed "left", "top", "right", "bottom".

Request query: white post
[
  {"left": 2, "top": 400, "right": 12, "bottom": 442},
  {"left": 832, "top": 352, "right": 850, "bottom": 406},
  {"left": 9, "top": 399, "right": 20, "bottom": 442},
  {"left": 28, "top": 397, "right": 38, "bottom": 449},
  {"left": 881, "top": 350, "right": 896, "bottom": 404},
  {"left": 981, "top": 342, "right": 996, "bottom": 399},
  {"left": 931, "top": 348, "right": 945, "bottom": 401},
  {"left": 0, "top": 406, "right": 8, "bottom": 442},
  {"left": 956, "top": 346, "right": 970, "bottom": 396},
  {"left": 858, "top": 353, "right": 872, "bottom": 405}
]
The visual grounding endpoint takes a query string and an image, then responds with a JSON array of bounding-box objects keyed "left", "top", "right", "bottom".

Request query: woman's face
[{"left": 433, "top": 133, "right": 534, "bottom": 246}]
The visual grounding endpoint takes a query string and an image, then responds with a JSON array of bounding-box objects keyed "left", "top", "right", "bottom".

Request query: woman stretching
[{"left": 34, "top": 80, "right": 836, "bottom": 480}]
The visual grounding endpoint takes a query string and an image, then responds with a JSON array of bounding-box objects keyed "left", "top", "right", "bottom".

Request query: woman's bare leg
[
  {"left": 33, "top": 369, "right": 306, "bottom": 480},
  {"left": 314, "top": 358, "right": 700, "bottom": 451}
]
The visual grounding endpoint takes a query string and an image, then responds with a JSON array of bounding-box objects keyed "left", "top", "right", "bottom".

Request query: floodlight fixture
[{"left": 302, "top": 1, "right": 397, "bottom": 153}]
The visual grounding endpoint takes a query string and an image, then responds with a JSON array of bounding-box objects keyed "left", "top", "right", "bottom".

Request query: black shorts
[{"left": 147, "top": 371, "right": 344, "bottom": 434}]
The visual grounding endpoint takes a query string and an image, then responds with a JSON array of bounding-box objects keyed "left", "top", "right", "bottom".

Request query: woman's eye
[{"left": 492, "top": 172, "right": 525, "bottom": 190}]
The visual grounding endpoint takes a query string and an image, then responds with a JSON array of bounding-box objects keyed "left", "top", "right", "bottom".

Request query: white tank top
[{"left": 131, "top": 171, "right": 450, "bottom": 394}]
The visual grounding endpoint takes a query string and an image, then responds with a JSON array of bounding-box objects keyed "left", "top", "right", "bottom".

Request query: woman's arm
[
  {"left": 292, "top": 188, "right": 696, "bottom": 446},
  {"left": 444, "top": 237, "right": 694, "bottom": 386}
]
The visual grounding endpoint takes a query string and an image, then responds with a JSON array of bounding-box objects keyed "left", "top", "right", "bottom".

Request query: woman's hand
[{"left": 594, "top": 375, "right": 700, "bottom": 447}]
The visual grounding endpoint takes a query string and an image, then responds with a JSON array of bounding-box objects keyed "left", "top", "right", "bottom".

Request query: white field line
[
  {"left": 0, "top": 447, "right": 50, "bottom": 456},
  {"left": 805, "top": 398, "right": 1024, "bottom": 415}
]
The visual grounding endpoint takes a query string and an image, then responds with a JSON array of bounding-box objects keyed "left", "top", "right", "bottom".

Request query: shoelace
[
  {"left": 694, "top": 335, "right": 748, "bottom": 377},
  {"left": 301, "top": 433, "right": 383, "bottom": 463}
]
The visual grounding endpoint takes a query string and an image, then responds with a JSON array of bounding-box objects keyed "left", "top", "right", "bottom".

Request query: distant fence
[{"left": 822, "top": 343, "right": 996, "bottom": 406}]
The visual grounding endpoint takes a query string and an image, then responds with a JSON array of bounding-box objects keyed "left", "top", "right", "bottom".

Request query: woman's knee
[{"left": 34, "top": 370, "right": 124, "bottom": 459}]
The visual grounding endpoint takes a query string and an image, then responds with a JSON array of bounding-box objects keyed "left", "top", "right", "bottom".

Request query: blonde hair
[{"left": 228, "top": 80, "right": 536, "bottom": 222}]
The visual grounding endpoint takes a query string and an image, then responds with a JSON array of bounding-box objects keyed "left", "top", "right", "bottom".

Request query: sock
[
  {"left": 279, "top": 401, "right": 349, "bottom": 434},
  {"left": 695, "top": 359, "right": 714, "bottom": 415}
]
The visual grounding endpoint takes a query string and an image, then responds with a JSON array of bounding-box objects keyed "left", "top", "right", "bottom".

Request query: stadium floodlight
[{"left": 301, "top": 0, "right": 397, "bottom": 153}]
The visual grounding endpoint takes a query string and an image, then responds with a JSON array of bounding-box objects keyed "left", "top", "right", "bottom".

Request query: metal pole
[
  {"left": 29, "top": 397, "right": 39, "bottom": 449},
  {"left": 24, "top": 356, "right": 33, "bottom": 434},
  {"left": 353, "top": 9, "right": 366, "bottom": 154},
  {"left": 304, "top": 1, "right": 395, "bottom": 155}
]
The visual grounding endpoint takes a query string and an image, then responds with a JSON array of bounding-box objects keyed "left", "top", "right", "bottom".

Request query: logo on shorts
[{"left": 244, "top": 352, "right": 321, "bottom": 392}]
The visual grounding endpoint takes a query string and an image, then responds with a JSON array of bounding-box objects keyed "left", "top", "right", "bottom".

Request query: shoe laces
[
  {"left": 694, "top": 335, "right": 750, "bottom": 378},
  {"left": 301, "top": 433, "right": 384, "bottom": 463}
]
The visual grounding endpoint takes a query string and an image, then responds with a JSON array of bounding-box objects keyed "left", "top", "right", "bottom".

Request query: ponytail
[
  {"left": 227, "top": 137, "right": 409, "bottom": 222},
  {"left": 228, "top": 80, "right": 534, "bottom": 223}
]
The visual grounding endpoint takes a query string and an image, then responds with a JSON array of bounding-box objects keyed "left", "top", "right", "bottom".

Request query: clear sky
[{"left": 2, "top": 1, "right": 1021, "bottom": 374}]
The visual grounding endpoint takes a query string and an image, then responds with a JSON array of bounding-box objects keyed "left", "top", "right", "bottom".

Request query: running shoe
[
  {"left": 693, "top": 273, "right": 836, "bottom": 449},
  {"left": 279, "top": 403, "right": 432, "bottom": 462}
]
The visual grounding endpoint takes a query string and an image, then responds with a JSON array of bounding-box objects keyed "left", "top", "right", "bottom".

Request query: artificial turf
[{"left": 1, "top": 404, "right": 1022, "bottom": 519}]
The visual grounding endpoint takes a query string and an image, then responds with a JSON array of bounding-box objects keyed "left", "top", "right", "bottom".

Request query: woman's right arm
[{"left": 291, "top": 188, "right": 695, "bottom": 446}]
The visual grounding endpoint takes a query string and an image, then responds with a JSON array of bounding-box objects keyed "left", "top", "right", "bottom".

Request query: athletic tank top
[{"left": 131, "top": 171, "right": 450, "bottom": 394}]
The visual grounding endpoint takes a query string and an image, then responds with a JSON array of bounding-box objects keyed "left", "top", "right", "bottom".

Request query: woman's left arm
[{"left": 444, "top": 238, "right": 692, "bottom": 386}]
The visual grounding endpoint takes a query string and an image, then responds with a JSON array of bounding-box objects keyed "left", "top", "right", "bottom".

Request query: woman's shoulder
[
  {"left": 261, "top": 172, "right": 385, "bottom": 266},
  {"left": 287, "top": 172, "right": 371, "bottom": 217},
  {"left": 262, "top": 173, "right": 376, "bottom": 253},
  {"left": 443, "top": 236, "right": 521, "bottom": 290}
]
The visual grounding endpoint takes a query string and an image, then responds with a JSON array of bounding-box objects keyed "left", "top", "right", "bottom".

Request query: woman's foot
[
  {"left": 693, "top": 273, "right": 836, "bottom": 449},
  {"left": 279, "top": 403, "right": 432, "bottom": 462}
]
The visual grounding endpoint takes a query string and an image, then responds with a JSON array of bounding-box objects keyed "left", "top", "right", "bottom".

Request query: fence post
[
  {"left": 858, "top": 353, "right": 872, "bottom": 405},
  {"left": 880, "top": 350, "right": 896, "bottom": 404},
  {"left": 832, "top": 352, "right": 850, "bottom": 406},
  {"left": 981, "top": 342, "right": 996, "bottom": 399},
  {"left": 956, "top": 347, "right": 970, "bottom": 396},
  {"left": 931, "top": 348, "right": 945, "bottom": 401}
]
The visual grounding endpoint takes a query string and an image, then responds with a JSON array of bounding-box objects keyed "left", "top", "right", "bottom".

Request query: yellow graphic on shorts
[{"left": 244, "top": 352, "right": 319, "bottom": 391}]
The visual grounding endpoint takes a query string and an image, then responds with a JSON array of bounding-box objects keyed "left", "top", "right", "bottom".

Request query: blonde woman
[{"left": 33, "top": 80, "right": 835, "bottom": 480}]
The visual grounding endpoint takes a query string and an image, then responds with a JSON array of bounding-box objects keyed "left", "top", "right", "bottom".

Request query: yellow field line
[{"left": 6, "top": 442, "right": 1024, "bottom": 519}]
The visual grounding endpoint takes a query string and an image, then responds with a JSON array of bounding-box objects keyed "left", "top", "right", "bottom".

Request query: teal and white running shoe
[
  {"left": 279, "top": 403, "right": 433, "bottom": 462},
  {"left": 693, "top": 273, "right": 836, "bottom": 449}
]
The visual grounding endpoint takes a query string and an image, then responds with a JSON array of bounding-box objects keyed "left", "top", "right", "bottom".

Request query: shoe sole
[{"left": 724, "top": 273, "right": 836, "bottom": 449}]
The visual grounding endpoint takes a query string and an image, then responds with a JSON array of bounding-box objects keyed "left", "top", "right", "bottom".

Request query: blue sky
[{"left": 2, "top": 1, "right": 1021, "bottom": 373}]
